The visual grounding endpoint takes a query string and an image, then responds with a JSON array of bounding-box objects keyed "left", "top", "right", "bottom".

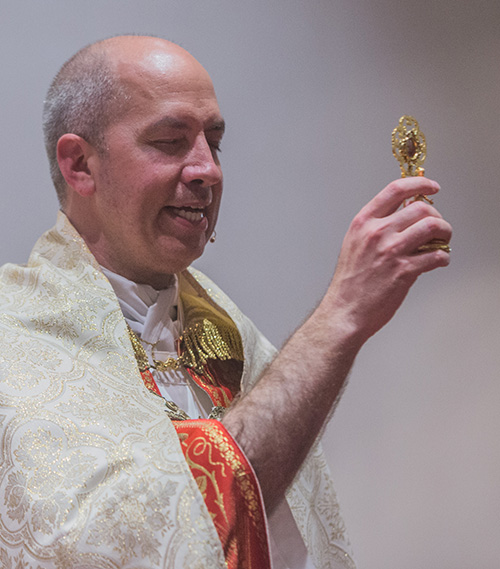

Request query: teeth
[{"left": 175, "top": 208, "right": 204, "bottom": 222}]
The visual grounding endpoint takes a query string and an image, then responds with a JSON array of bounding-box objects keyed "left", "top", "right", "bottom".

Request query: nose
[{"left": 181, "top": 134, "right": 222, "bottom": 188}]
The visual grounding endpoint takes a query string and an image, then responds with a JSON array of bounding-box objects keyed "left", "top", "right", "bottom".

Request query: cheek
[
  {"left": 211, "top": 181, "right": 223, "bottom": 207},
  {"left": 211, "top": 186, "right": 223, "bottom": 221},
  {"left": 132, "top": 162, "right": 181, "bottom": 198},
  {"left": 97, "top": 153, "right": 182, "bottom": 219}
]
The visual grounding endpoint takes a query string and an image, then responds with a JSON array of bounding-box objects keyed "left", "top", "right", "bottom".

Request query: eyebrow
[
  {"left": 206, "top": 119, "right": 226, "bottom": 135},
  {"left": 148, "top": 116, "right": 226, "bottom": 134}
]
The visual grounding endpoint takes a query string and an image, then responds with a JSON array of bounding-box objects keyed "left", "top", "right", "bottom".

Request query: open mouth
[{"left": 171, "top": 207, "right": 205, "bottom": 223}]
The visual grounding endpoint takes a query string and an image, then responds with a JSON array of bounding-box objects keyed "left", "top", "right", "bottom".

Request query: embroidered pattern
[
  {"left": 86, "top": 474, "right": 178, "bottom": 566},
  {"left": 8, "top": 427, "right": 98, "bottom": 534}
]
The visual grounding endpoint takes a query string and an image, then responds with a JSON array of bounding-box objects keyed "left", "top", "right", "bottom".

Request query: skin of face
[{"left": 63, "top": 37, "right": 224, "bottom": 289}]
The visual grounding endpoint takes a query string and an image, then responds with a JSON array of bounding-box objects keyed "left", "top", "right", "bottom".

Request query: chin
[{"left": 155, "top": 245, "right": 206, "bottom": 275}]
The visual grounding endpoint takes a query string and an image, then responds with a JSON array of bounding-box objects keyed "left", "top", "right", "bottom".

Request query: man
[{"left": 0, "top": 36, "right": 451, "bottom": 569}]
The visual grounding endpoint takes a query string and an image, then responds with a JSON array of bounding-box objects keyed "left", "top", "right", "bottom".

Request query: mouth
[{"left": 170, "top": 207, "right": 206, "bottom": 223}]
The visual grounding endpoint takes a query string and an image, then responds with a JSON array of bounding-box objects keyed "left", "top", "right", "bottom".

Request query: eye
[
  {"left": 207, "top": 135, "right": 223, "bottom": 154},
  {"left": 155, "top": 139, "right": 181, "bottom": 146},
  {"left": 209, "top": 141, "right": 222, "bottom": 153},
  {"left": 152, "top": 139, "right": 186, "bottom": 154}
]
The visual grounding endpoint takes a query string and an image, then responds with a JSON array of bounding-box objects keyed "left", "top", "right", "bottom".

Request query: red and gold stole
[
  {"left": 137, "top": 367, "right": 271, "bottom": 569},
  {"left": 175, "top": 420, "right": 271, "bottom": 569},
  {"left": 132, "top": 281, "right": 271, "bottom": 569}
]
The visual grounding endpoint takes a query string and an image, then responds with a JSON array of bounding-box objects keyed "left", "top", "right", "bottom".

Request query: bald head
[
  {"left": 101, "top": 36, "right": 211, "bottom": 83},
  {"left": 43, "top": 36, "right": 211, "bottom": 205}
]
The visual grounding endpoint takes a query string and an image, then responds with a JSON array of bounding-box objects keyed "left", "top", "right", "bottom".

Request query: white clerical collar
[{"left": 101, "top": 267, "right": 182, "bottom": 352}]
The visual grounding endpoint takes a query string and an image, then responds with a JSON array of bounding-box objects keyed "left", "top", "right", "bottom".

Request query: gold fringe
[
  {"left": 127, "top": 318, "right": 243, "bottom": 375},
  {"left": 180, "top": 318, "right": 244, "bottom": 370}
]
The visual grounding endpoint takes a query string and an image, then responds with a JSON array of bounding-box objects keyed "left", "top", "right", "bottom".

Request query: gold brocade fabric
[
  {"left": 179, "top": 291, "right": 244, "bottom": 372},
  {"left": 0, "top": 212, "right": 355, "bottom": 569}
]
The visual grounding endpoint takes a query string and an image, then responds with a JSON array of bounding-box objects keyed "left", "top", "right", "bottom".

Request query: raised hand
[{"left": 325, "top": 176, "right": 452, "bottom": 343}]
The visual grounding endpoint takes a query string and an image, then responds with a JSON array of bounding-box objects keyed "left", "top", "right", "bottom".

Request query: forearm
[{"left": 222, "top": 297, "right": 363, "bottom": 513}]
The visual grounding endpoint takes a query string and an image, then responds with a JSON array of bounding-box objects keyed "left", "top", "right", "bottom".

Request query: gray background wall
[{"left": 1, "top": 1, "right": 499, "bottom": 567}]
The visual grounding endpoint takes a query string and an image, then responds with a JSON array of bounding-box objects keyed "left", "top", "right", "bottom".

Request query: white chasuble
[{"left": 0, "top": 212, "right": 355, "bottom": 569}]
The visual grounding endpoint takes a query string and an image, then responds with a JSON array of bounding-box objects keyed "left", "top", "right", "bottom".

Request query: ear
[{"left": 56, "top": 134, "right": 98, "bottom": 197}]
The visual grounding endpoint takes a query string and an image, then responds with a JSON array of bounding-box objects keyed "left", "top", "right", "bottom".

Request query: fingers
[
  {"left": 391, "top": 199, "right": 443, "bottom": 233},
  {"left": 398, "top": 215, "right": 453, "bottom": 256},
  {"left": 354, "top": 177, "right": 451, "bottom": 257},
  {"left": 408, "top": 246, "right": 451, "bottom": 273},
  {"left": 362, "top": 177, "right": 441, "bottom": 219}
]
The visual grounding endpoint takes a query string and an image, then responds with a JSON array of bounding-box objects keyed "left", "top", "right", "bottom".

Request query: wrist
[{"left": 312, "top": 293, "right": 370, "bottom": 355}]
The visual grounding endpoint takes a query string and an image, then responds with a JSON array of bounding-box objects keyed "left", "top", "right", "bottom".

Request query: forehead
[{"left": 112, "top": 46, "right": 222, "bottom": 127}]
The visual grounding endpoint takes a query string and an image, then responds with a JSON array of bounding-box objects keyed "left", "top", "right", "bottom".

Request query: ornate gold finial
[
  {"left": 392, "top": 115, "right": 427, "bottom": 178},
  {"left": 392, "top": 115, "right": 450, "bottom": 253}
]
